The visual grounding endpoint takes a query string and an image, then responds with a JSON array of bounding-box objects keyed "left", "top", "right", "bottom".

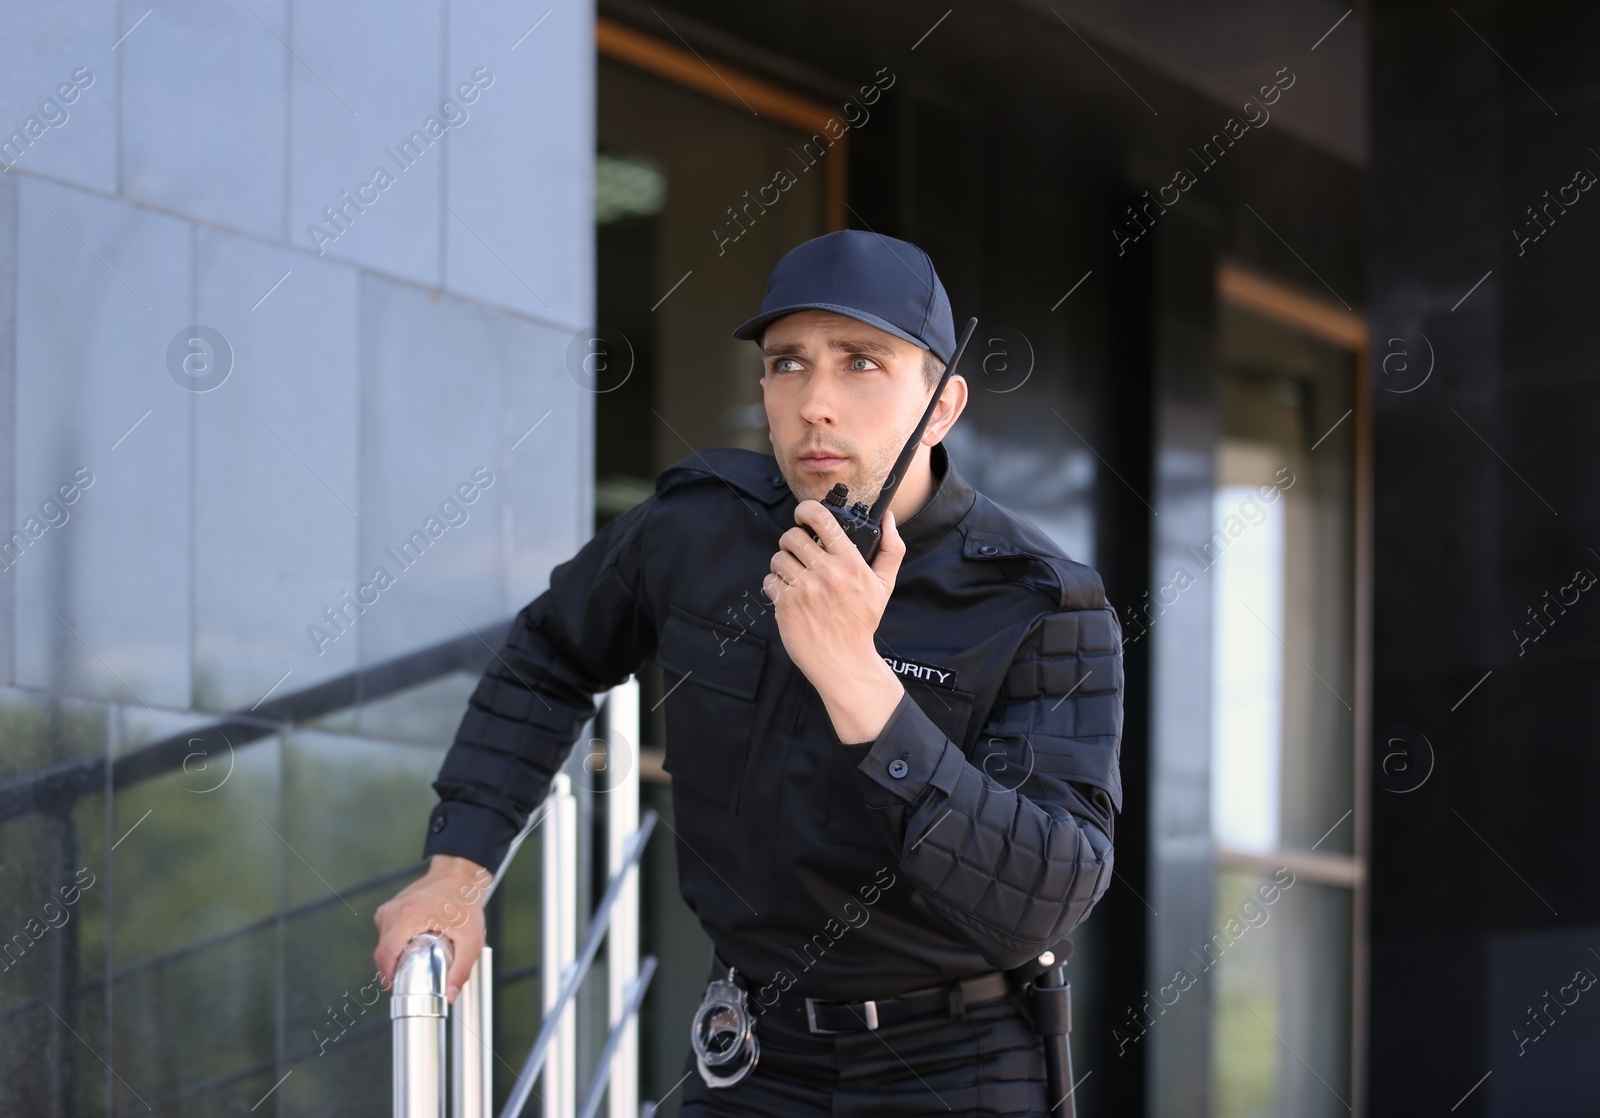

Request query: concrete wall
[{"left": 0, "top": 2, "right": 596, "bottom": 1113}]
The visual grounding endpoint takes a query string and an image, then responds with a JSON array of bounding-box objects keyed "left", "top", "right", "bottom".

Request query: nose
[{"left": 795, "top": 367, "right": 841, "bottom": 426}]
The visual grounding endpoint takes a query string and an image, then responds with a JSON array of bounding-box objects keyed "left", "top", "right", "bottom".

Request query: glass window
[{"left": 1209, "top": 298, "right": 1359, "bottom": 1117}]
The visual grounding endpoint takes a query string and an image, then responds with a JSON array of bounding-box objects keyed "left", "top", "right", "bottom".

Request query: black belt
[{"left": 712, "top": 949, "right": 1018, "bottom": 1035}]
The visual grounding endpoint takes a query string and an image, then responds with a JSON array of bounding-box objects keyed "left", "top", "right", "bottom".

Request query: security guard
[{"left": 373, "top": 230, "right": 1124, "bottom": 1116}]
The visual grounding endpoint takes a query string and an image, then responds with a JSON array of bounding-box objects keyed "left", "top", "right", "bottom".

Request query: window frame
[{"left": 1215, "top": 258, "right": 1372, "bottom": 1117}]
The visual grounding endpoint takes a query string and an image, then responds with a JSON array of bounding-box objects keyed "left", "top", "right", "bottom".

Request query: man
[{"left": 373, "top": 230, "right": 1124, "bottom": 1116}]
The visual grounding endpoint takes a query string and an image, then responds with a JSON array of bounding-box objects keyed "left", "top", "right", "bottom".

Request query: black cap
[{"left": 731, "top": 230, "right": 956, "bottom": 366}]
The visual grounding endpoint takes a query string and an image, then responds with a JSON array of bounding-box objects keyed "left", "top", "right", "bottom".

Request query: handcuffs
[{"left": 691, "top": 965, "right": 760, "bottom": 1088}]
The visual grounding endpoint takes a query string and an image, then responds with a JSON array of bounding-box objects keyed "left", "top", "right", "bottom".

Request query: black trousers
[{"left": 676, "top": 966, "right": 1051, "bottom": 1117}]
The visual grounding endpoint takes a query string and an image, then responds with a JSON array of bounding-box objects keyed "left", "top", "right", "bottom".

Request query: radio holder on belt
[{"left": 1025, "top": 942, "right": 1078, "bottom": 1116}]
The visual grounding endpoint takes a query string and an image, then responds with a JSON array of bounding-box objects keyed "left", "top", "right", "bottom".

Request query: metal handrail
[
  {"left": 542, "top": 773, "right": 579, "bottom": 1118},
  {"left": 498, "top": 810, "right": 658, "bottom": 1118},
  {"left": 392, "top": 934, "right": 452, "bottom": 1117},
  {"left": 392, "top": 680, "right": 657, "bottom": 1118},
  {"left": 391, "top": 812, "right": 658, "bottom": 1118},
  {"left": 605, "top": 680, "right": 642, "bottom": 1118},
  {"left": 393, "top": 783, "right": 531, "bottom": 1118}
]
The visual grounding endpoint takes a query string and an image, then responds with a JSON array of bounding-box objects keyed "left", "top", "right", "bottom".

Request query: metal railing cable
[
  {"left": 577, "top": 956, "right": 658, "bottom": 1118},
  {"left": 494, "top": 810, "right": 657, "bottom": 1118}
]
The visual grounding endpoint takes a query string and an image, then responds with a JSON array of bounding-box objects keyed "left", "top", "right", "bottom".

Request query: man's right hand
[{"left": 373, "top": 854, "right": 493, "bottom": 1004}]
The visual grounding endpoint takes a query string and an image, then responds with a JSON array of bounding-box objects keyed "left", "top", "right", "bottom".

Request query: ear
[{"left": 925, "top": 375, "right": 968, "bottom": 443}]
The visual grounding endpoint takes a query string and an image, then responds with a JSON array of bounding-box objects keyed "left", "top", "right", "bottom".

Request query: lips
[{"left": 799, "top": 452, "right": 848, "bottom": 469}]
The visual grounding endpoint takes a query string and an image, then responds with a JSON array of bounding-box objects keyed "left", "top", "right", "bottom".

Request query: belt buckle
[{"left": 806, "top": 996, "right": 878, "bottom": 1034}]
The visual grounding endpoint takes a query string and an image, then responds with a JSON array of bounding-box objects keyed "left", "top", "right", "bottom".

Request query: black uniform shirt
[{"left": 422, "top": 441, "right": 1124, "bottom": 1001}]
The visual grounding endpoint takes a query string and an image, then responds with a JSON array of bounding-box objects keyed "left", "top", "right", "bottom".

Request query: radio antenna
[{"left": 866, "top": 316, "right": 978, "bottom": 523}]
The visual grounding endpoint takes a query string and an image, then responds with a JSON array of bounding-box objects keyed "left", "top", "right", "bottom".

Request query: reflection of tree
[
  {"left": 0, "top": 697, "right": 105, "bottom": 782},
  {"left": 0, "top": 687, "right": 526, "bottom": 1116},
  {"left": 1211, "top": 865, "right": 1280, "bottom": 1118}
]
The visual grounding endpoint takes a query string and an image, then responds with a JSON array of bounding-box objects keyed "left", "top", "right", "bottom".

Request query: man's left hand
[{"left": 763, "top": 501, "right": 906, "bottom": 690}]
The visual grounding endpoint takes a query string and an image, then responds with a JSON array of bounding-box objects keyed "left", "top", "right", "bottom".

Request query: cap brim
[{"left": 731, "top": 303, "right": 932, "bottom": 354}]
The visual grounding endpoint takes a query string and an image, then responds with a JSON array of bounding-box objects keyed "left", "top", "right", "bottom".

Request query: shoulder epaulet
[
  {"left": 960, "top": 499, "right": 1108, "bottom": 612},
  {"left": 654, "top": 446, "right": 792, "bottom": 507},
  {"left": 1039, "top": 555, "right": 1109, "bottom": 612}
]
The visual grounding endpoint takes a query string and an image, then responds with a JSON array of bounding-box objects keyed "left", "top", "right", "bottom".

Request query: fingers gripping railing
[{"left": 393, "top": 679, "right": 656, "bottom": 1118}]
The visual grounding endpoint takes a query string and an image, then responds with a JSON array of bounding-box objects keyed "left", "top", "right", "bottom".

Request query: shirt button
[
  {"left": 978, "top": 544, "right": 996, "bottom": 555},
  {"left": 431, "top": 816, "right": 447, "bottom": 834},
  {"left": 888, "top": 758, "right": 909, "bottom": 779}
]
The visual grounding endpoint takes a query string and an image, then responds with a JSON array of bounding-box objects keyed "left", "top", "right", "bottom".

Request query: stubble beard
[{"left": 778, "top": 438, "right": 901, "bottom": 509}]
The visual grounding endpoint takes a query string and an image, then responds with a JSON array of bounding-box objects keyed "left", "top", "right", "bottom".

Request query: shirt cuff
[
  {"left": 841, "top": 690, "right": 964, "bottom": 806},
  {"left": 420, "top": 800, "right": 516, "bottom": 872}
]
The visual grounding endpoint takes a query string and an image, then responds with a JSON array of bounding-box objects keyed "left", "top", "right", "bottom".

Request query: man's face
[{"left": 759, "top": 310, "right": 937, "bottom": 506}]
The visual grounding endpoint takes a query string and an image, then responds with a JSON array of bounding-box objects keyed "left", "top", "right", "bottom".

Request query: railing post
[
  {"left": 397, "top": 685, "right": 653, "bottom": 1118},
  {"left": 392, "top": 933, "right": 451, "bottom": 1118},
  {"left": 453, "top": 945, "right": 493, "bottom": 1118},
  {"left": 499, "top": 812, "right": 658, "bottom": 1118},
  {"left": 606, "top": 678, "right": 641, "bottom": 1118},
  {"left": 542, "top": 772, "right": 578, "bottom": 1118}
]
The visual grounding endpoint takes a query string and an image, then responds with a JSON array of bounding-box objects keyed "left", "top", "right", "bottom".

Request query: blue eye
[{"left": 850, "top": 356, "right": 879, "bottom": 371}]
